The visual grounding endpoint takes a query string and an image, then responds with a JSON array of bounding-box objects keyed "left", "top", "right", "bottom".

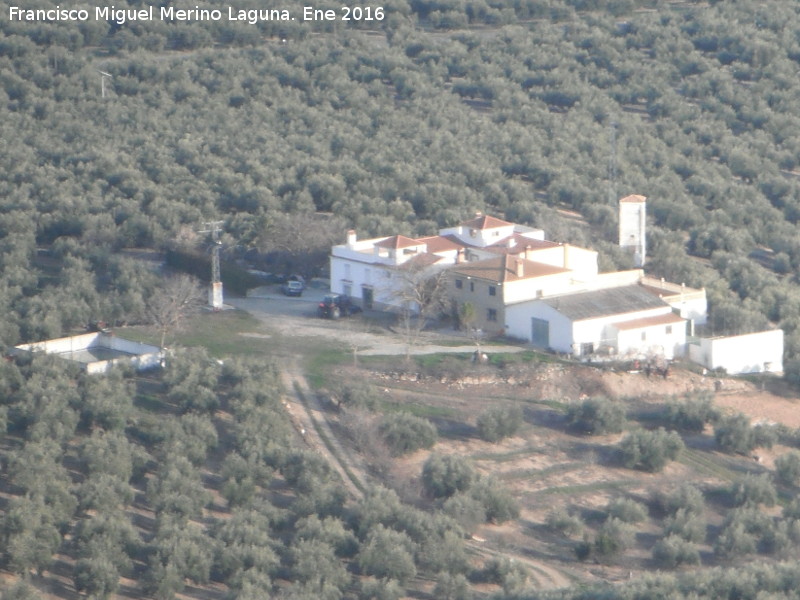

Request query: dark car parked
[
  {"left": 281, "top": 280, "right": 304, "bottom": 296},
  {"left": 317, "top": 294, "right": 361, "bottom": 319}
]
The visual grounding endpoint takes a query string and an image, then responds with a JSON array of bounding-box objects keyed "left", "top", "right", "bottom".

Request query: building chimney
[
  {"left": 524, "top": 245, "right": 533, "bottom": 260},
  {"left": 346, "top": 229, "right": 356, "bottom": 247},
  {"left": 515, "top": 258, "right": 524, "bottom": 278},
  {"left": 563, "top": 243, "right": 570, "bottom": 268}
]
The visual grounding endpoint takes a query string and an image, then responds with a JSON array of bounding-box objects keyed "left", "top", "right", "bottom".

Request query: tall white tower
[
  {"left": 200, "top": 220, "right": 224, "bottom": 310},
  {"left": 619, "top": 194, "right": 646, "bottom": 267}
]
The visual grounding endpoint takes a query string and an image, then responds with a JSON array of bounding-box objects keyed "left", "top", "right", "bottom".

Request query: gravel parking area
[{"left": 229, "top": 285, "right": 526, "bottom": 357}]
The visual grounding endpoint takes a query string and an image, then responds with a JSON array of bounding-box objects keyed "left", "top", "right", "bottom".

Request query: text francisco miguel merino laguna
[{"left": 8, "top": 5, "right": 386, "bottom": 23}]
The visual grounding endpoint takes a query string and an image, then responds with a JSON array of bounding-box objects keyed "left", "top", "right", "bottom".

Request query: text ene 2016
[{"left": 303, "top": 6, "right": 385, "bottom": 20}]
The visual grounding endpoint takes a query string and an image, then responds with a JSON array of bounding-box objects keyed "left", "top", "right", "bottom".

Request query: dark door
[
  {"left": 362, "top": 286, "right": 373, "bottom": 309},
  {"left": 531, "top": 317, "right": 549, "bottom": 348}
]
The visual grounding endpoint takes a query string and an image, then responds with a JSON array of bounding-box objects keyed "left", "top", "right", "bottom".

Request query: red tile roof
[
  {"left": 374, "top": 235, "right": 421, "bottom": 249},
  {"left": 417, "top": 235, "right": 466, "bottom": 253},
  {"left": 403, "top": 253, "right": 443, "bottom": 268},
  {"left": 450, "top": 255, "right": 569, "bottom": 283},
  {"left": 460, "top": 214, "right": 513, "bottom": 230},
  {"left": 612, "top": 312, "right": 684, "bottom": 331},
  {"left": 619, "top": 194, "right": 647, "bottom": 203}
]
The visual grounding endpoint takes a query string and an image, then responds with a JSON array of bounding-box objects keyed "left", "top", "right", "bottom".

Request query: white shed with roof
[{"left": 505, "top": 285, "right": 686, "bottom": 359}]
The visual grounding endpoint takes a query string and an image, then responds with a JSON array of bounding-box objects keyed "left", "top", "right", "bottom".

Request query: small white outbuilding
[{"left": 688, "top": 330, "right": 783, "bottom": 375}]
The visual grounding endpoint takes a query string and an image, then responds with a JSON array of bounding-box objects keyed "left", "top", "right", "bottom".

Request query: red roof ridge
[
  {"left": 460, "top": 214, "right": 513, "bottom": 229},
  {"left": 619, "top": 194, "right": 647, "bottom": 203},
  {"left": 374, "top": 234, "right": 421, "bottom": 249}
]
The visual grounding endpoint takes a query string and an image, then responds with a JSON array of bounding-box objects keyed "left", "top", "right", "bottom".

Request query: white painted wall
[
  {"left": 689, "top": 330, "right": 784, "bottom": 374},
  {"left": 506, "top": 300, "right": 676, "bottom": 357},
  {"left": 502, "top": 272, "right": 575, "bottom": 304},
  {"left": 15, "top": 333, "right": 162, "bottom": 374},
  {"left": 615, "top": 320, "right": 686, "bottom": 360},
  {"left": 439, "top": 224, "right": 516, "bottom": 247},
  {"left": 619, "top": 200, "right": 646, "bottom": 266},
  {"left": 665, "top": 296, "right": 707, "bottom": 326},
  {"left": 570, "top": 307, "right": 672, "bottom": 356},
  {"left": 16, "top": 332, "right": 102, "bottom": 354},
  {"left": 505, "top": 301, "right": 575, "bottom": 351}
]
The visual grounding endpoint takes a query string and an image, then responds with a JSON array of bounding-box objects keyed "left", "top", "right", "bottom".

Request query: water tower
[{"left": 619, "top": 195, "right": 646, "bottom": 267}]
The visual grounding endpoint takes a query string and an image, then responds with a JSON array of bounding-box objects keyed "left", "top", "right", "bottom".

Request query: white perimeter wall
[
  {"left": 689, "top": 330, "right": 784, "bottom": 374},
  {"left": 16, "top": 332, "right": 102, "bottom": 354},
  {"left": 15, "top": 333, "right": 162, "bottom": 374}
]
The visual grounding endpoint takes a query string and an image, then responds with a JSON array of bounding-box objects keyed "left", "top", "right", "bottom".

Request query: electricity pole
[
  {"left": 200, "top": 220, "right": 224, "bottom": 309},
  {"left": 98, "top": 70, "right": 112, "bottom": 99}
]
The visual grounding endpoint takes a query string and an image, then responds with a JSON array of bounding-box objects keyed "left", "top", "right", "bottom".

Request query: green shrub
[
  {"left": 360, "top": 577, "right": 404, "bottom": 600},
  {"left": 607, "top": 498, "right": 648, "bottom": 524},
  {"left": 714, "top": 508, "right": 774, "bottom": 558},
  {"left": 422, "top": 454, "right": 475, "bottom": 499},
  {"left": 379, "top": 413, "right": 437, "bottom": 456},
  {"left": 776, "top": 450, "right": 800, "bottom": 486},
  {"left": 619, "top": 428, "right": 684, "bottom": 472},
  {"left": 593, "top": 517, "right": 635, "bottom": 561},
  {"left": 732, "top": 474, "right": 777, "bottom": 507},
  {"left": 480, "top": 557, "right": 528, "bottom": 594},
  {"left": 667, "top": 394, "right": 718, "bottom": 433},
  {"left": 433, "top": 572, "right": 471, "bottom": 600},
  {"left": 652, "top": 484, "right": 705, "bottom": 518},
  {"left": 784, "top": 499, "right": 800, "bottom": 520},
  {"left": 332, "top": 382, "right": 378, "bottom": 411},
  {"left": 664, "top": 508, "right": 706, "bottom": 543},
  {"left": 469, "top": 478, "right": 519, "bottom": 524},
  {"left": 476, "top": 405, "right": 523, "bottom": 442},
  {"left": 715, "top": 413, "right": 776, "bottom": 454},
  {"left": 442, "top": 493, "right": 487, "bottom": 532},
  {"left": 653, "top": 535, "right": 700, "bottom": 568},
  {"left": 546, "top": 508, "right": 584, "bottom": 537},
  {"left": 358, "top": 525, "right": 417, "bottom": 584},
  {"left": 567, "top": 398, "right": 626, "bottom": 435}
]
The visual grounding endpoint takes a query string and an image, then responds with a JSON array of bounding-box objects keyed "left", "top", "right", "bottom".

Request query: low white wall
[
  {"left": 17, "top": 332, "right": 101, "bottom": 354},
  {"left": 691, "top": 330, "right": 784, "bottom": 374},
  {"left": 15, "top": 333, "right": 162, "bottom": 374},
  {"left": 107, "top": 335, "right": 160, "bottom": 355}
]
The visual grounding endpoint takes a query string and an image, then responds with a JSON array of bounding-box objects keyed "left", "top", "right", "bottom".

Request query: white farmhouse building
[
  {"left": 329, "top": 214, "right": 551, "bottom": 310},
  {"left": 329, "top": 204, "right": 714, "bottom": 361}
]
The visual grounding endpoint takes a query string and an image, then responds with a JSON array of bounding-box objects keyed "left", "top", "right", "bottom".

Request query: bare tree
[
  {"left": 391, "top": 261, "right": 449, "bottom": 360},
  {"left": 146, "top": 274, "right": 204, "bottom": 349},
  {"left": 458, "top": 301, "right": 485, "bottom": 353}
]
